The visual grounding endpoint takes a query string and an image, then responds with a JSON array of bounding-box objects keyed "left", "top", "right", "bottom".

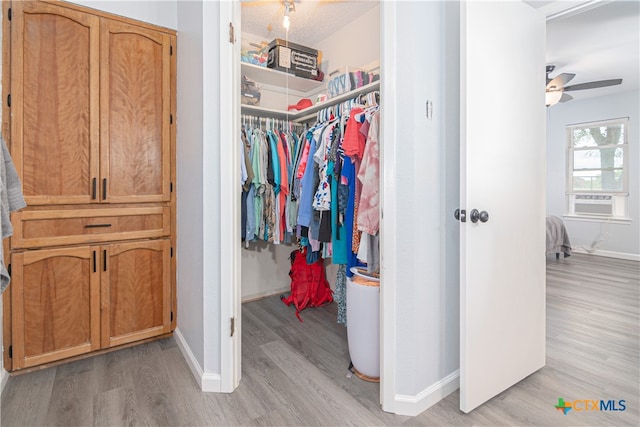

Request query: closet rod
[
  {"left": 240, "top": 80, "right": 380, "bottom": 123},
  {"left": 297, "top": 87, "right": 380, "bottom": 123},
  {"left": 241, "top": 114, "right": 305, "bottom": 132}
]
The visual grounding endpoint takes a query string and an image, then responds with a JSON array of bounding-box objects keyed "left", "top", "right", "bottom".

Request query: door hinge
[
  {"left": 230, "top": 317, "right": 235, "bottom": 337},
  {"left": 7, "top": 263, "right": 10, "bottom": 276},
  {"left": 170, "top": 45, "right": 173, "bottom": 56},
  {"left": 7, "top": 94, "right": 10, "bottom": 108},
  {"left": 229, "top": 23, "right": 235, "bottom": 43},
  {"left": 170, "top": 311, "right": 174, "bottom": 322},
  {"left": 170, "top": 182, "right": 173, "bottom": 193},
  {"left": 170, "top": 247, "right": 173, "bottom": 257},
  {"left": 8, "top": 8, "right": 11, "bottom": 21},
  {"left": 8, "top": 345, "right": 12, "bottom": 358},
  {"left": 170, "top": 113, "right": 173, "bottom": 125}
]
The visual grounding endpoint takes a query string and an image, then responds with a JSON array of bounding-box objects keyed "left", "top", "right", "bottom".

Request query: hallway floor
[{"left": 2, "top": 253, "right": 638, "bottom": 426}]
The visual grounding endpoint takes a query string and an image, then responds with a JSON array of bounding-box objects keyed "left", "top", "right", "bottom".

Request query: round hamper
[{"left": 346, "top": 267, "right": 380, "bottom": 382}]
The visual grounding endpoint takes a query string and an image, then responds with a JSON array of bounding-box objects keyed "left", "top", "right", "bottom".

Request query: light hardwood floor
[{"left": 1, "top": 253, "right": 638, "bottom": 426}]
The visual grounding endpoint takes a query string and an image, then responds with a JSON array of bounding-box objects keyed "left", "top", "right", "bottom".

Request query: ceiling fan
[{"left": 545, "top": 65, "right": 623, "bottom": 106}]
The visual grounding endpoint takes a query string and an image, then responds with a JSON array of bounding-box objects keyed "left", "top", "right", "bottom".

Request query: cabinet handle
[
  {"left": 102, "top": 178, "right": 107, "bottom": 200},
  {"left": 103, "top": 249, "right": 107, "bottom": 272},
  {"left": 93, "top": 250, "right": 96, "bottom": 273},
  {"left": 92, "top": 178, "right": 97, "bottom": 200},
  {"left": 85, "top": 224, "right": 112, "bottom": 228}
]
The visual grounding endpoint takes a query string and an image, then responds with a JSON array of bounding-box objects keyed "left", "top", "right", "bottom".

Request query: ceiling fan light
[{"left": 545, "top": 91, "right": 562, "bottom": 107}]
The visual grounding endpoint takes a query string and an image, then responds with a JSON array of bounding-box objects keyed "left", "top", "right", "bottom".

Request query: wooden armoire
[{"left": 2, "top": 0, "right": 177, "bottom": 371}]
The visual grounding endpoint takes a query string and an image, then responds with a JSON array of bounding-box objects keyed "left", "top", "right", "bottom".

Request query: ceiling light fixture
[{"left": 283, "top": 0, "right": 295, "bottom": 31}]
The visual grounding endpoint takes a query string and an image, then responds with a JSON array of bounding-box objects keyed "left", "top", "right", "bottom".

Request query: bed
[{"left": 546, "top": 215, "right": 572, "bottom": 258}]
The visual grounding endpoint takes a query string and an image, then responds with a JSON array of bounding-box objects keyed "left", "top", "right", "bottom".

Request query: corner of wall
[
  {"left": 174, "top": 328, "right": 221, "bottom": 393},
  {"left": 393, "top": 370, "right": 460, "bottom": 416}
]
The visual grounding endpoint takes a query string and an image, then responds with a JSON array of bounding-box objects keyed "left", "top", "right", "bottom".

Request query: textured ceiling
[{"left": 241, "top": 0, "right": 379, "bottom": 46}]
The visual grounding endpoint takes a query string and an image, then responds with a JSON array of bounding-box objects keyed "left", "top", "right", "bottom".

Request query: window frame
[{"left": 565, "top": 117, "right": 629, "bottom": 220}]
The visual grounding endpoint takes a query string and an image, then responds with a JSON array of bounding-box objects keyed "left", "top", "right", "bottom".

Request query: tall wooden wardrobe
[{"left": 2, "top": 0, "right": 177, "bottom": 371}]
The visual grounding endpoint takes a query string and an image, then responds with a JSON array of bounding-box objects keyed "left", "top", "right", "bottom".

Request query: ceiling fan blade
[
  {"left": 546, "top": 73, "right": 575, "bottom": 89},
  {"left": 563, "top": 79, "right": 623, "bottom": 91},
  {"left": 560, "top": 93, "right": 573, "bottom": 103}
]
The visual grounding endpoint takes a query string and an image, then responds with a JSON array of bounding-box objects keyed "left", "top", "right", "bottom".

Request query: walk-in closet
[{"left": 238, "top": 0, "right": 382, "bottom": 403}]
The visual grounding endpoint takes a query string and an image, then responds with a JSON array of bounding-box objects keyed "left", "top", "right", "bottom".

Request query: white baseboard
[
  {"left": 392, "top": 370, "right": 459, "bottom": 416},
  {"left": 1, "top": 368, "right": 9, "bottom": 395},
  {"left": 241, "top": 286, "right": 290, "bottom": 303},
  {"left": 174, "top": 328, "right": 221, "bottom": 393},
  {"left": 201, "top": 372, "right": 222, "bottom": 392},
  {"left": 572, "top": 248, "right": 640, "bottom": 262}
]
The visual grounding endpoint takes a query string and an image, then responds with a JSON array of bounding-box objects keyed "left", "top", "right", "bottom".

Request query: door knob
[
  {"left": 454, "top": 209, "right": 466, "bottom": 222},
  {"left": 470, "top": 209, "right": 489, "bottom": 223}
]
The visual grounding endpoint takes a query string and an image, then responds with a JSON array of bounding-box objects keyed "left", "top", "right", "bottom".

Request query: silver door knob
[{"left": 470, "top": 209, "right": 489, "bottom": 223}]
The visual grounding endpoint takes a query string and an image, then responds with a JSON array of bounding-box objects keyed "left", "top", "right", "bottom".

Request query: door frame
[
  {"left": 217, "top": 0, "right": 396, "bottom": 410},
  {"left": 219, "top": 0, "right": 242, "bottom": 393}
]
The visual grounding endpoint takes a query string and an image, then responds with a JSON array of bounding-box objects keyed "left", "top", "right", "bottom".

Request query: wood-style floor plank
[
  {"left": 0, "top": 367, "right": 56, "bottom": 426},
  {"left": 1, "top": 253, "right": 638, "bottom": 426},
  {"left": 93, "top": 386, "right": 140, "bottom": 427}
]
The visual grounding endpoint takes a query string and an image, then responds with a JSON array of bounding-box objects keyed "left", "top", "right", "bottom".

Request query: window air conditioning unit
[{"left": 571, "top": 194, "right": 613, "bottom": 216}]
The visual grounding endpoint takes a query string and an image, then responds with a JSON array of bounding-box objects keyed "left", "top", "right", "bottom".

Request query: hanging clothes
[
  {"left": 241, "top": 116, "right": 305, "bottom": 245},
  {"left": 357, "top": 110, "right": 380, "bottom": 235},
  {"left": 0, "top": 135, "right": 26, "bottom": 294},
  {"left": 240, "top": 93, "right": 381, "bottom": 323}
]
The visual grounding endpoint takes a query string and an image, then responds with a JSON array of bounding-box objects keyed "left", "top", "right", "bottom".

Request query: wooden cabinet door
[
  {"left": 101, "top": 239, "right": 171, "bottom": 348},
  {"left": 11, "top": 1, "right": 100, "bottom": 206},
  {"left": 11, "top": 246, "right": 100, "bottom": 369},
  {"left": 100, "top": 19, "right": 171, "bottom": 204}
]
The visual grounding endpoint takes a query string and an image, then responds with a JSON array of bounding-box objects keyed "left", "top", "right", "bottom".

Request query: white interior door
[{"left": 460, "top": 1, "right": 546, "bottom": 412}]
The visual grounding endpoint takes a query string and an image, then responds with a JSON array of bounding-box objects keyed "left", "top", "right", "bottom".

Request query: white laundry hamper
[{"left": 346, "top": 267, "right": 380, "bottom": 382}]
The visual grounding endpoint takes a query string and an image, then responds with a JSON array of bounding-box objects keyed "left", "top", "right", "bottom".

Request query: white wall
[
  {"left": 175, "top": 0, "right": 206, "bottom": 373},
  {"left": 69, "top": 0, "right": 177, "bottom": 29},
  {"left": 200, "top": 0, "right": 223, "bottom": 380},
  {"left": 315, "top": 4, "right": 380, "bottom": 76},
  {"left": 442, "top": 0, "right": 461, "bottom": 389},
  {"left": 175, "top": 0, "right": 226, "bottom": 387},
  {"left": 546, "top": 90, "right": 640, "bottom": 258},
  {"left": 382, "top": 0, "right": 459, "bottom": 413}
]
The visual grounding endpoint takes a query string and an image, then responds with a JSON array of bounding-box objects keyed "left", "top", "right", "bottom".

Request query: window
[{"left": 566, "top": 118, "right": 629, "bottom": 220}]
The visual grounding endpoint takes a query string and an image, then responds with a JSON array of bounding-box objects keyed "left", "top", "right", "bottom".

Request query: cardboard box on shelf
[{"left": 267, "top": 38, "right": 321, "bottom": 80}]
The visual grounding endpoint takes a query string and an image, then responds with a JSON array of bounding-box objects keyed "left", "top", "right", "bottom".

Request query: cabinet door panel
[
  {"left": 12, "top": 1, "right": 100, "bottom": 205},
  {"left": 101, "top": 239, "right": 171, "bottom": 348},
  {"left": 11, "top": 246, "right": 100, "bottom": 369},
  {"left": 100, "top": 19, "right": 171, "bottom": 203}
]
